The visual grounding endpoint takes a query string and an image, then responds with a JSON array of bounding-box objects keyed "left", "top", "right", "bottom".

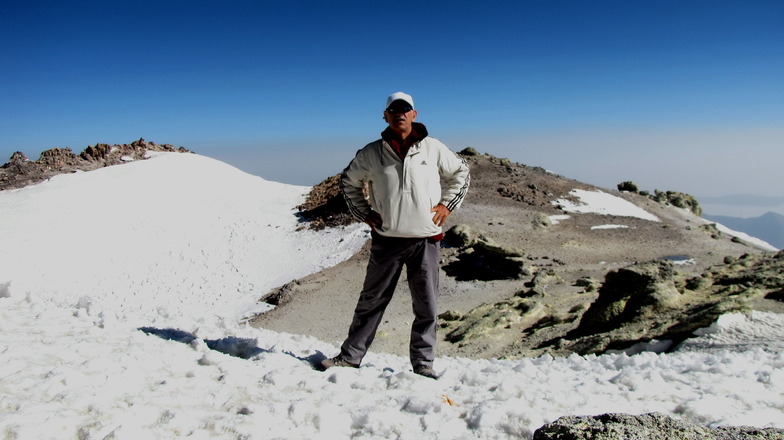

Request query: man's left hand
[{"left": 431, "top": 204, "right": 451, "bottom": 227}]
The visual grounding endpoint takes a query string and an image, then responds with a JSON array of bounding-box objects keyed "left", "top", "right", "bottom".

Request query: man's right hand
[{"left": 365, "top": 210, "right": 383, "bottom": 229}]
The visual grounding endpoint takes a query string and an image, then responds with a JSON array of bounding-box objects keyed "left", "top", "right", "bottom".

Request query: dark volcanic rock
[
  {"left": 533, "top": 413, "right": 784, "bottom": 440},
  {"left": 443, "top": 224, "right": 528, "bottom": 281},
  {"left": 296, "top": 174, "right": 357, "bottom": 230}
]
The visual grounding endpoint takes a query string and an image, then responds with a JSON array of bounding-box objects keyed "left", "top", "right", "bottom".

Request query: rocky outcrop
[
  {"left": 550, "top": 252, "right": 784, "bottom": 355},
  {"left": 443, "top": 250, "right": 784, "bottom": 356},
  {"left": 441, "top": 266, "right": 574, "bottom": 345},
  {"left": 443, "top": 296, "right": 547, "bottom": 344},
  {"left": 616, "top": 181, "right": 702, "bottom": 216},
  {"left": 261, "top": 280, "right": 300, "bottom": 306},
  {"left": 533, "top": 413, "right": 784, "bottom": 440},
  {"left": 616, "top": 181, "right": 639, "bottom": 192},
  {"left": 568, "top": 261, "right": 684, "bottom": 337},
  {"left": 295, "top": 174, "right": 357, "bottom": 230},
  {"left": 0, "top": 139, "right": 190, "bottom": 190},
  {"left": 458, "top": 147, "right": 480, "bottom": 156},
  {"left": 442, "top": 224, "right": 528, "bottom": 281},
  {"left": 651, "top": 190, "right": 702, "bottom": 216},
  {"left": 38, "top": 147, "right": 81, "bottom": 169}
]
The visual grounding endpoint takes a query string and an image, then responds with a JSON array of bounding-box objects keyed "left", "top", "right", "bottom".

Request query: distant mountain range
[{"left": 703, "top": 211, "right": 784, "bottom": 250}]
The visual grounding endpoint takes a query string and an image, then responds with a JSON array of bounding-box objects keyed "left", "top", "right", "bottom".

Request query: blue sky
[{"left": 2, "top": 1, "right": 782, "bottom": 212}]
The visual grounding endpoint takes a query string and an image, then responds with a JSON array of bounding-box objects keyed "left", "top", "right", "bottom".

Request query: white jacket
[{"left": 341, "top": 135, "right": 470, "bottom": 238}]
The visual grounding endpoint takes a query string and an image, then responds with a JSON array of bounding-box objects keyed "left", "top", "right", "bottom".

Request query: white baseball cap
[{"left": 385, "top": 92, "right": 414, "bottom": 110}]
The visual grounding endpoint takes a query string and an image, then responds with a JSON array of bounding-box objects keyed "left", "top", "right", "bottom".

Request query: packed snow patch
[
  {"left": 679, "top": 311, "right": 784, "bottom": 353},
  {"left": 553, "top": 189, "right": 660, "bottom": 222},
  {"left": 713, "top": 222, "right": 779, "bottom": 252},
  {"left": 548, "top": 214, "right": 571, "bottom": 225},
  {"left": 591, "top": 224, "right": 631, "bottom": 230}
]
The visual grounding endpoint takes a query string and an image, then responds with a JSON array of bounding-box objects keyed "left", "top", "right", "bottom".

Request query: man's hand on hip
[
  {"left": 365, "top": 210, "right": 383, "bottom": 229},
  {"left": 431, "top": 204, "right": 451, "bottom": 227}
]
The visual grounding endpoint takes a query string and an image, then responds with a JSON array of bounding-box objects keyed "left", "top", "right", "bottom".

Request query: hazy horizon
[
  {"left": 2, "top": 1, "right": 782, "bottom": 215},
  {"left": 3, "top": 139, "right": 782, "bottom": 219}
]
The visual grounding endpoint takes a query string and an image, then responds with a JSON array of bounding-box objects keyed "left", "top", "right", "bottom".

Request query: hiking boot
[
  {"left": 320, "top": 356, "right": 359, "bottom": 371},
  {"left": 413, "top": 364, "right": 438, "bottom": 379}
]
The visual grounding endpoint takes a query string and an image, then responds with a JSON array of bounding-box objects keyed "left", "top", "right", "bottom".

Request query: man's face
[{"left": 384, "top": 101, "right": 417, "bottom": 136}]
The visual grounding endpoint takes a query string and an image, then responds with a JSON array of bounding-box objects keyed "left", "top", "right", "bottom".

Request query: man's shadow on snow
[{"left": 138, "top": 327, "right": 328, "bottom": 369}]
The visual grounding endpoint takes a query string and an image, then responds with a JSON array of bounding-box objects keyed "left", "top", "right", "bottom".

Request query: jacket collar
[
  {"left": 382, "top": 123, "right": 428, "bottom": 159},
  {"left": 381, "top": 122, "right": 428, "bottom": 144}
]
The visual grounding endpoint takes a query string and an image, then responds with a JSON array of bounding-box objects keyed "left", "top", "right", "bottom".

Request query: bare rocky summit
[
  {"left": 253, "top": 149, "right": 783, "bottom": 361},
  {"left": 0, "top": 138, "right": 190, "bottom": 191}
]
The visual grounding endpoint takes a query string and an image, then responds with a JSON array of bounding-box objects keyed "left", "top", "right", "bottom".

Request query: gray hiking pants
[{"left": 339, "top": 233, "right": 440, "bottom": 367}]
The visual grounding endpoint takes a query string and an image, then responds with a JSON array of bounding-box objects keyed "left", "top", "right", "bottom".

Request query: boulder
[
  {"left": 617, "top": 181, "right": 639, "bottom": 192},
  {"left": 522, "top": 269, "right": 565, "bottom": 296},
  {"left": 571, "top": 261, "right": 682, "bottom": 336},
  {"left": 443, "top": 224, "right": 527, "bottom": 281},
  {"left": 38, "top": 147, "right": 78, "bottom": 170},
  {"left": 650, "top": 189, "right": 702, "bottom": 216},
  {"left": 458, "top": 146, "right": 480, "bottom": 156},
  {"left": 533, "top": 412, "right": 784, "bottom": 440},
  {"left": 444, "top": 297, "right": 545, "bottom": 343}
]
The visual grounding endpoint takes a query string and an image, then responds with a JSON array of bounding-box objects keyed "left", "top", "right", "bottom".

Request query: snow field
[
  {"left": 3, "top": 292, "right": 782, "bottom": 439},
  {"left": 0, "top": 152, "right": 368, "bottom": 329}
]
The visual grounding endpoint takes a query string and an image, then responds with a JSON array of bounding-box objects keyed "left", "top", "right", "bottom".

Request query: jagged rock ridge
[{"left": 0, "top": 138, "right": 191, "bottom": 190}]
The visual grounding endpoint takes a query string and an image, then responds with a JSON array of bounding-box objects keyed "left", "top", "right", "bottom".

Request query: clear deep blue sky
[{"left": 2, "top": 1, "right": 782, "bottom": 204}]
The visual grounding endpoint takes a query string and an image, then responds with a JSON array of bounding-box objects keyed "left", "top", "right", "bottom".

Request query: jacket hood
[{"left": 381, "top": 122, "right": 429, "bottom": 144}]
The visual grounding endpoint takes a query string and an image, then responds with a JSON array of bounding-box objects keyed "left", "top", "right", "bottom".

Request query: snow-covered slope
[
  {"left": 1, "top": 153, "right": 782, "bottom": 439},
  {"left": 0, "top": 152, "right": 368, "bottom": 328}
]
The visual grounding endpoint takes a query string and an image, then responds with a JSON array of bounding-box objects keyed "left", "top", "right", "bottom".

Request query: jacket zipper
[{"left": 402, "top": 143, "right": 421, "bottom": 194}]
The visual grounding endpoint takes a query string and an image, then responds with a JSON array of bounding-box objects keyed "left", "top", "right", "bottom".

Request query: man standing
[{"left": 321, "top": 92, "right": 470, "bottom": 379}]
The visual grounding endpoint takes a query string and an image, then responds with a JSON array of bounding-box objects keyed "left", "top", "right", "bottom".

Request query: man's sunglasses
[{"left": 386, "top": 104, "right": 413, "bottom": 114}]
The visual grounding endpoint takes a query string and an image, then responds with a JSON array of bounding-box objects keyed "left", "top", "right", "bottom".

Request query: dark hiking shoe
[
  {"left": 320, "top": 356, "right": 359, "bottom": 371},
  {"left": 413, "top": 364, "right": 438, "bottom": 379}
]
